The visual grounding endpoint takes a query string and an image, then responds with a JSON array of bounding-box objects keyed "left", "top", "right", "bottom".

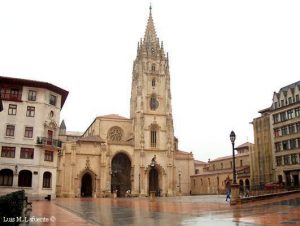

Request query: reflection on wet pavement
[{"left": 31, "top": 193, "right": 300, "bottom": 226}]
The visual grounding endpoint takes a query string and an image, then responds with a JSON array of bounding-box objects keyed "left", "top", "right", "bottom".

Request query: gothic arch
[
  {"left": 78, "top": 168, "right": 96, "bottom": 197},
  {"left": 145, "top": 163, "right": 166, "bottom": 196},
  {"left": 111, "top": 152, "right": 132, "bottom": 197}
]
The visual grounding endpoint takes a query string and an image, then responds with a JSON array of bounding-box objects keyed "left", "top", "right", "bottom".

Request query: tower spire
[{"left": 143, "top": 4, "right": 158, "bottom": 44}]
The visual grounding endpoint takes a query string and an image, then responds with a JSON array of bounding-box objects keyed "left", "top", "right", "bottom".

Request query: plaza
[{"left": 27, "top": 193, "right": 300, "bottom": 226}]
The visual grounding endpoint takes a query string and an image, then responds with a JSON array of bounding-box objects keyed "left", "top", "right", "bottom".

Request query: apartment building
[
  {"left": 271, "top": 81, "right": 300, "bottom": 186},
  {"left": 0, "top": 76, "right": 68, "bottom": 200}
]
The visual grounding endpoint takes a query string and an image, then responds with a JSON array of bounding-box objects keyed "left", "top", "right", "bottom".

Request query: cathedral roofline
[{"left": 97, "top": 114, "right": 130, "bottom": 120}]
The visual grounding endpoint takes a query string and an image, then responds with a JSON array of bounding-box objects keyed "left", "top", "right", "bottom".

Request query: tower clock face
[{"left": 150, "top": 96, "right": 159, "bottom": 110}]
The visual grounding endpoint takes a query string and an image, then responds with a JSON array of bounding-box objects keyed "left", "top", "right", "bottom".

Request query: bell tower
[{"left": 130, "top": 6, "right": 174, "bottom": 153}]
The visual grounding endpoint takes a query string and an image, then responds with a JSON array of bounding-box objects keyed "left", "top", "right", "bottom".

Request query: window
[
  {"left": 288, "top": 97, "right": 293, "bottom": 104},
  {"left": 0, "top": 169, "right": 13, "bottom": 186},
  {"left": 195, "top": 169, "right": 199, "bottom": 174},
  {"left": 49, "top": 95, "right": 57, "bottom": 106},
  {"left": 273, "top": 114, "right": 279, "bottom": 123},
  {"left": 213, "top": 164, "right": 215, "bottom": 170},
  {"left": 288, "top": 125, "right": 295, "bottom": 134},
  {"left": 295, "top": 108, "right": 300, "bottom": 117},
  {"left": 1, "top": 147, "right": 15, "bottom": 158},
  {"left": 28, "top": 90, "right": 36, "bottom": 101},
  {"left": 298, "top": 138, "right": 300, "bottom": 148},
  {"left": 152, "top": 79, "right": 156, "bottom": 87},
  {"left": 280, "top": 112, "right": 286, "bottom": 121},
  {"left": 296, "top": 94, "right": 300, "bottom": 102},
  {"left": 20, "top": 148, "right": 34, "bottom": 159},
  {"left": 26, "top": 106, "right": 35, "bottom": 117},
  {"left": 240, "top": 160, "right": 243, "bottom": 167},
  {"left": 43, "top": 172, "right": 52, "bottom": 188},
  {"left": 287, "top": 110, "right": 293, "bottom": 119},
  {"left": 283, "top": 155, "right": 289, "bottom": 165},
  {"left": 290, "top": 139, "right": 297, "bottom": 149},
  {"left": 274, "top": 128, "right": 280, "bottom": 137},
  {"left": 151, "top": 64, "right": 156, "bottom": 71},
  {"left": 275, "top": 142, "right": 281, "bottom": 152},
  {"left": 150, "top": 127, "right": 157, "bottom": 148},
  {"left": 296, "top": 123, "right": 300, "bottom": 132},
  {"left": 18, "top": 170, "right": 32, "bottom": 187},
  {"left": 274, "top": 102, "right": 278, "bottom": 109},
  {"left": 44, "top": 151, "right": 53, "bottom": 161},
  {"left": 8, "top": 104, "right": 17, "bottom": 115},
  {"left": 108, "top": 127, "right": 122, "bottom": 142},
  {"left": 24, "top": 127, "right": 33, "bottom": 138},
  {"left": 282, "top": 141, "right": 289, "bottom": 150},
  {"left": 230, "top": 161, "right": 232, "bottom": 168},
  {"left": 281, "top": 99, "right": 284, "bottom": 107},
  {"left": 6, "top": 125, "right": 15, "bottom": 137},
  {"left": 281, "top": 127, "right": 288, "bottom": 136},
  {"left": 221, "top": 163, "right": 223, "bottom": 169},
  {"left": 276, "top": 156, "right": 282, "bottom": 166},
  {"left": 150, "top": 96, "right": 159, "bottom": 110},
  {"left": 291, "top": 154, "right": 298, "bottom": 164},
  {"left": 0, "top": 87, "right": 21, "bottom": 101}
]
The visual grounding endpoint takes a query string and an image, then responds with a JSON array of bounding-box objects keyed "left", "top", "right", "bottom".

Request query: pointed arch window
[
  {"left": 150, "top": 95, "right": 159, "bottom": 110},
  {"left": 151, "top": 64, "right": 156, "bottom": 72},
  {"left": 150, "top": 125, "right": 158, "bottom": 148},
  {"left": 152, "top": 79, "right": 156, "bottom": 87},
  {"left": 108, "top": 126, "right": 123, "bottom": 142}
]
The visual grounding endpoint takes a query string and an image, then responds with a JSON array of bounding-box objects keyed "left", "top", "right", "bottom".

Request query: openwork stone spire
[{"left": 143, "top": 5, "right": 158, "bottom": 44}]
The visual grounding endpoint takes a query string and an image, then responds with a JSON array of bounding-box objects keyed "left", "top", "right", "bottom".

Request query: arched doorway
[
  {"left": 18, "top": 170, "right": 32, "bottom": 187},
  {"left": 245, "top": 179, "right": 250, "bottom": 190},
  {"left": 81, "top": 173, "right": 92, "bottom": 197},
  {"left": 111, "top": 153, "right": 131, "bottom": 197},
  {"left": 149, "top": 167, "right": 159, "bottom": 196}
]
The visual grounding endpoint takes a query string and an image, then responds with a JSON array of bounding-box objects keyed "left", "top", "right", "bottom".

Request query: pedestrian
[
  {"left": 245, "top": 188, "right": 249, "bottom": 197},
  {"left": 226, "top": 190, "right": 231, "bottom": 201}
]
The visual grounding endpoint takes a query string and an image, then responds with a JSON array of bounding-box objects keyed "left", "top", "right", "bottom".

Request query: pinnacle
[{"left": 143, "top": 6, "right": 158, "bottom": 44}]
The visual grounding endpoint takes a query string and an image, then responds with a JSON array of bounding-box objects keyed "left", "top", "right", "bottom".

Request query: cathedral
[{"left": 57, "top": 7, "right": 195, "bottom": 198}]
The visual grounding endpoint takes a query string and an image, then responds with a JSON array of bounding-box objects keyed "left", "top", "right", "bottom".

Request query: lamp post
[
  {"left": 179, "top": 170, "right": 182, "bottom": 194},
  {"left": 138, "top": 173, "right": 140, "bottom": 195},
  {"left": 229, "top": 130, "right": 240, "bottom": 205},
  {"left": 230, "top": 131, "right": 237, "bottom": 184}
]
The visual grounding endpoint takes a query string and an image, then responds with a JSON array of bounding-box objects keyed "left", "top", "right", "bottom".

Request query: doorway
[
  {"left": 81, "top": 173, "right": 92, "bottom": 197},
  {"left": 149, "top": 168, "right": 159, "bottom": 196},
  {"left": 111, "top": 153, "right": 131, "bottom": 197}
]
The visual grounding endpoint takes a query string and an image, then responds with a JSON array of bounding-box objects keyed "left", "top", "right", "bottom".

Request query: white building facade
[{"left": 0, "top": 76, "right": 68, "bottom": 200}]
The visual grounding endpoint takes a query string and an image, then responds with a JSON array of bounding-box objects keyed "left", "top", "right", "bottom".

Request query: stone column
[{"left": 230, "top": 184, "right": 241, "bottom": 205}]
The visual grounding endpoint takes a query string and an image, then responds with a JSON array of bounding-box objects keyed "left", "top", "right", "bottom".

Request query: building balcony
[
  {"left": 36, "top": 137, "right": 62, "bottom": 149},
  {"left": 0, "top": 93, "right": 22, "bottom": 102}
]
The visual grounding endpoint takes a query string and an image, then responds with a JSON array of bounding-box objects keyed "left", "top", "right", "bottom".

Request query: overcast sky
[{"left": 1, "top": 0, "right": 300, "bottom": 162}]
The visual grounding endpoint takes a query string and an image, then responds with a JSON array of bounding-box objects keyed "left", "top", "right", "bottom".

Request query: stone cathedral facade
[{"left": 56, "top": 8, "right": 195, "bottom": 198}]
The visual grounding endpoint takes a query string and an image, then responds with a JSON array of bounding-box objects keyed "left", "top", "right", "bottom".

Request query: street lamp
[
  {"left": 230, "top": 131, "right": 237, "bottom": 184},
  {"left": 138, "top": 173, "right": 141, "bottom": 194},
  {"left": 179, "top": 170, "right": 182, "bottom": 193}
]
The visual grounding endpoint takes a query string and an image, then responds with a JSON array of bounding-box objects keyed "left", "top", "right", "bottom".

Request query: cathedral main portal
[{"left": 111, "top": 153, "right": 131, "bottom": 197}]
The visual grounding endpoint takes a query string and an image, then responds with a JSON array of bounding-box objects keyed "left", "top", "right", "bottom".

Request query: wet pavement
[{"left": 28, "top": 193, "right": 300, "bottom": 226}]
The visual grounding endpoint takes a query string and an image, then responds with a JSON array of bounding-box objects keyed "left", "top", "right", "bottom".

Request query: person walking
[{"left": 226, "top": 189, "right": 231, "bottom": 202}]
